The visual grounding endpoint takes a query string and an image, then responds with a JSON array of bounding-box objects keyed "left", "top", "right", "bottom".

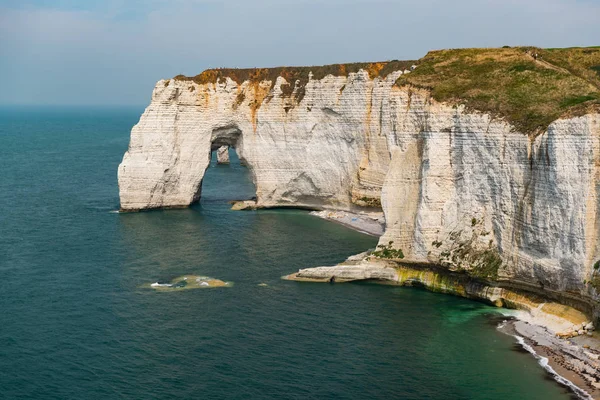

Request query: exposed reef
[
  {"left": 145, "top": 275, "right": 232, "bottom": 291},
  {"left": 284, "top": 253, "right": 592, "bottom": 335}
]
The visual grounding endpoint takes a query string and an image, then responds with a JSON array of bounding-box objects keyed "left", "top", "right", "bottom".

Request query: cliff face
[
  {"left": 378, "top": 96, "right": 600, "bottom": 298},
  {"left": 118, "top": 55, "right": 600, "bottom": 308},
  {"left": 118, "top": 68, "right": 404, "bottom": 211}
]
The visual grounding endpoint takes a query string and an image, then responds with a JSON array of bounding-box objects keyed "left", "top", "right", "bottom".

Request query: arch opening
[
  {"left": 193, "top": 125, "right": 256, "bottom": 206},
  {"left": 210, "top": 125, "right": 242, "bottom": 151}
]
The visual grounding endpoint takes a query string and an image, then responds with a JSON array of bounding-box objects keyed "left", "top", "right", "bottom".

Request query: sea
[{"left": 0, "top": 106, "right": 576, "bottom": 399}]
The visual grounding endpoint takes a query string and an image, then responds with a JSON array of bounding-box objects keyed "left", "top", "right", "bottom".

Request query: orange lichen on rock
[
  {"left": 248, "top": 81, "right": 272, "bottom": 132},
  {"left": 365, "top": 62, "right": 386, "bottom": 79}
]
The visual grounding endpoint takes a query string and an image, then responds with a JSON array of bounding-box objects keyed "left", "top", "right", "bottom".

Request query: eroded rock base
[{"left": 285, "top": 256, "right": 593, "bottom": 336}]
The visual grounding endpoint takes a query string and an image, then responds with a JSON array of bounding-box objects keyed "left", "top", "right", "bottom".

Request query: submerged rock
[
  {"left": 146, "top": 275, "right": 232, "bottom": 291},
  {"left": 231, "top": 200, "right": 257, "bottom": 211}
]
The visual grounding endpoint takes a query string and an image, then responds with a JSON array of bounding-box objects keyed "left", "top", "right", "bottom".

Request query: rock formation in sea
[
  {"left": 118, "top": 47, "right": 600, "bottom": 320},
  {"left": 216, "top": 146, "right": 230, "bottom": 164}
]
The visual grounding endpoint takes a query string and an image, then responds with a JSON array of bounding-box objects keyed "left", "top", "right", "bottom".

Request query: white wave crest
[
  {"left": 514, "top": 335, "right": 593, "bottom": 400},
  {"left": 150, "top": 282, "right": 172, "bottom": 288}
]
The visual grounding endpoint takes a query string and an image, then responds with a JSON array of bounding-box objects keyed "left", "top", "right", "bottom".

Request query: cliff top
[
  {"left": 397, "top": 47, "right": 600, "bottom": 134},
  {"left": 174, "top": 60, "right": 417, "bottom": 85},
  {"left": 174, "top": 60, "right": 416, "bottom": 104},
  {"left": 174, "top": 46, "right": 600, "bottom": 134}
]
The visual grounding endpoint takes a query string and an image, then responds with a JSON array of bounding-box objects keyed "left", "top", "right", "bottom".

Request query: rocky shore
[
  {"left": 498, "top": 319, "right": 600, "bottom": 399},
  {"left": 284, "top": 253, "right": 600, "bottom": 399}
]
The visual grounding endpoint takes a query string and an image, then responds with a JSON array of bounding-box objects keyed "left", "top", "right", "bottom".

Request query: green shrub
[
  {"left": 371, "top": 241, "right": 405, "bottom": 259},
  {"left": 357, "top": 196, "right": 381, "bottom": 208},
  {"left": 437, "top": 217, "right": 502, "bottom": 281}
]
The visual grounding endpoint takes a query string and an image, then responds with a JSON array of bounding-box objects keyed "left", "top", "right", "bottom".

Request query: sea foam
[{"left": 514, "top": 335, "right": 593, "bottom": 400}]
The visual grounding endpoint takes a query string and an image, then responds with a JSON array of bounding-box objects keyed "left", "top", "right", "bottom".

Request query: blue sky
[{"left": 1, "top": 0, "right": 599, "bottom": 105}]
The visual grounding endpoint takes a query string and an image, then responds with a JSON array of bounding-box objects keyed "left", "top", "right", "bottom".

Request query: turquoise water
[{"left": 0, "top": 106, "right": 574, "bottom": 399}]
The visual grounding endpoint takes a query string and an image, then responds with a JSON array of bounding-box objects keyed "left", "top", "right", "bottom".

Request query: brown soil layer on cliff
[
  {"left": 174, "top": 60, "right": 416, "bottom": 104},
  {"left": 396, "top": 46, "right": 600, "bottom": 135},
  {"left": 175, "top": 60, "right": 416, "bottom": 85}
]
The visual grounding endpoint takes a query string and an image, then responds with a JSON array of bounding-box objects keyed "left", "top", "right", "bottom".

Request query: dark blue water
[{"left": 0, "top": 106, "right": 572, "bottom": 399}]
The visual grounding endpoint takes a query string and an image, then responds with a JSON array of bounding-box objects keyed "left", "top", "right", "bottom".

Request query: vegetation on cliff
[
  {"left": 354, "top": 196, "right": 382, "bottom": 208},
  {"left": 396, "top": 47, "right": 600, "bottom": 134},
  {"left": 370, "top": 241, "right": 405, "bottom": 260},
  {"left": 432, "top": 217, "right": 503, "bottom": 281}
]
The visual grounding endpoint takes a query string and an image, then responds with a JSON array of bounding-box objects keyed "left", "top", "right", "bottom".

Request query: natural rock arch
[{"left": 191, "top": 124, "right": 255, "bottom": 205}]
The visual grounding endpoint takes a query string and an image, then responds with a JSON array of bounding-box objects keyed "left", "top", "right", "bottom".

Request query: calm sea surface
[{"left": 0, "top": 106, "right": 573, "bottom": 399}]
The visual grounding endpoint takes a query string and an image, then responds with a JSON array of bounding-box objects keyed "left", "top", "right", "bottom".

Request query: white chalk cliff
[{"left": 118, "top": 63, "right": 600, "bottom": 314}]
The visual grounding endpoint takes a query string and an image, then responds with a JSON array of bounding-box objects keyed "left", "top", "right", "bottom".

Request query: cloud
[{"left": 0, "top": 0, "right": 598, "bottom": 105}]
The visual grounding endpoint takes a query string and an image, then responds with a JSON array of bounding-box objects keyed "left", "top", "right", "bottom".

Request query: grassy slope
[
  {"left": 174, "top": 47, "right": 600, "bottom": 135},
  {"left": 396, "top": 47, "right": 600, "bottom": 134}
]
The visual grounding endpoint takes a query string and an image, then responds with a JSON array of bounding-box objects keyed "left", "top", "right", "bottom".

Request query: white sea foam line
[
  {"left": 150, "top": 282, "right": 172, "bottom": 288},
  {"left": 497, "top": 320, "right": 508, "bottom": 329},
  {"left": 514, "top": 335, "right": 593, "bottom": 400}
]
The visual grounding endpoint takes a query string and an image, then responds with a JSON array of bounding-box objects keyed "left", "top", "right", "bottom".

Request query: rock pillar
[{"left": 217, "top": 146, "right": 230, "bottom": 164}]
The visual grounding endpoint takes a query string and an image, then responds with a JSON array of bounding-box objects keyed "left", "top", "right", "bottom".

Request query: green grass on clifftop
[{"left": 396, "top": 47, "right": 600, "bottom": 134}]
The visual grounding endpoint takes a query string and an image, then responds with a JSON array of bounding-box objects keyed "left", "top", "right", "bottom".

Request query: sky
[{"left": 0, "top": 0, "right": 599, "bottom": 105}]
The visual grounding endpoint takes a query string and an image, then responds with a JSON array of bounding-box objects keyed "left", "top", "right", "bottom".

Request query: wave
[
  {"left": 513, "top": 335, "right": 593, "bottom": 400},
  {"left": 150, "top": 282, "right": 172, "bottom": 288}
]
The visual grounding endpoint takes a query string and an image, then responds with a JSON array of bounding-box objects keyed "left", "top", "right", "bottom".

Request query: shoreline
[
  {"left": 284, "top": 258, "right": 600, "bottom": 399},
  {"left": 498, "top": 319, "right": 600, "bottom": 399},
  {"left": 215, "top": 199, "right": 600, "bottom": 397},
  {"left": 229, "top": 201, "right": 386, "bottom": 237},
  {"left": 308, "top": 210, "right": 385, "bottom": 237}
]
